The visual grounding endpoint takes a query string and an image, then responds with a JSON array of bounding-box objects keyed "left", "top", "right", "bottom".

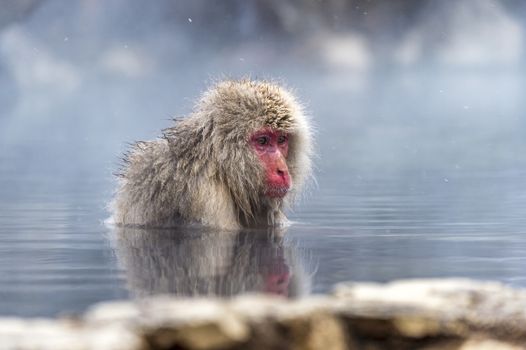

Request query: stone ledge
[{"left": 2, "top": 278, "right": 526, "bottom": 350}]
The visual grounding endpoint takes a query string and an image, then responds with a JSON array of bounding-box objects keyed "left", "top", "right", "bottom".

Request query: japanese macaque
[{"left": 111, "top": 79, "right": 312, "bottom": 230}]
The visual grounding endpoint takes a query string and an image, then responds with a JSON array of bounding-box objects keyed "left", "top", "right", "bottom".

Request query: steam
[{"left": 0, "top": 0, "right": 524, "bottom": 179}]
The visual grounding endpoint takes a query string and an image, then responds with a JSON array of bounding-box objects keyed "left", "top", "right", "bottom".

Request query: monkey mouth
[{"left": 265, "top": 186, "right": 289, "bottom": 198}]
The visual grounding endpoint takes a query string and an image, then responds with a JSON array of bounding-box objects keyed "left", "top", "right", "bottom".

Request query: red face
[{"left": 250, "top": 129, "right": 291, "bottom": 198}]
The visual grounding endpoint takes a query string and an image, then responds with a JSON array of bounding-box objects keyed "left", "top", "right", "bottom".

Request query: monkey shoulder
[
  {"left": 118, "top": 138, "right": 184, "bottom": 206},
  {"left": 115, "top": 138, "right": 186, "bottom": 227},
  {"left": 122, "top": 139, "right": 174, "bottom": 181}
]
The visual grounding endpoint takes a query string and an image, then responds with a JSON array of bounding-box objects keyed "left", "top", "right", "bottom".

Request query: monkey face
[{"left": 250, "top": 128, "right": 291, "bottom": 198}]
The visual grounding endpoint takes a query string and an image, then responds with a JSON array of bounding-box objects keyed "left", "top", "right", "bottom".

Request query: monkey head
[{"left": 191, "top": 80, "right": 313, "bottom": 223}]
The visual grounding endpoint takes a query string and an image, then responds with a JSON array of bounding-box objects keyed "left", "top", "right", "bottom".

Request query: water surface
[{"left": 2, "top": 163, "right": 526, "bottom": 317}]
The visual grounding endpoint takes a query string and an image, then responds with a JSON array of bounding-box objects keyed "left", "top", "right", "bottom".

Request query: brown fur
[{"left": 111, "top": 79, "right": 313, "bottom": 230}]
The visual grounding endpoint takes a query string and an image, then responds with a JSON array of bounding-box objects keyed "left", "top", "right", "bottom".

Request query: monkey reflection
[{"left": 110, "top": 226, "right": 311, "bottom": 298}]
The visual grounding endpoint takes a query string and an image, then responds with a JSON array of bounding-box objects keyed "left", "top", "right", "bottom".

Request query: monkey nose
[
  {"left": 273, "top": 168, "right": 290, "bottom": 188},
  {"left": 276, "top": 167, "right": 290, "bottom": 182}
]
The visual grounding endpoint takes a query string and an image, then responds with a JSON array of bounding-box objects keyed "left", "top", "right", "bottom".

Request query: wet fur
[{"left": 111, "top": 79, "right": 313, "bottom": 230}]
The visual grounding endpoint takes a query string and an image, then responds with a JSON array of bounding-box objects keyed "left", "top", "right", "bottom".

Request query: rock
[
  {"left": 87, "top": 297, "right": 249, "bottom": 350},
  {"left": 0, "top": 317, "right": 145, "bottom": 350},
  {"left": 458, "top": 339, "right": 525, "bottom": 350},
  {"left": 3, "top": 279, "right": 526, "bottom": 349},
  {"left": 230, "top": 295, "right": 349, "bottom": 350},
  {"left": 333, "top": 279, "right": 526, "bottom": 349}
]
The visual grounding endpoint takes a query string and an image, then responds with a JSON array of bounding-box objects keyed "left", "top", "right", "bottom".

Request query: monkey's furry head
[{"left": 164, "top": 79, "right": 313, "bottom": 225}]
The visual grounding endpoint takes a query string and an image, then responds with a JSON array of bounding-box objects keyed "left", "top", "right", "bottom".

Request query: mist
[{"left": 0, "top": 0, "right": 524, "bottom": 184}]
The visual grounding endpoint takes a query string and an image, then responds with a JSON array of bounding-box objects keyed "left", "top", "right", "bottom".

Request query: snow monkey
[{"left": 111, "top": 79, "right": 313, "bottom": 230}]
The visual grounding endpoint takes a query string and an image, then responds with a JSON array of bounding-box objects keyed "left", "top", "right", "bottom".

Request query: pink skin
[{"left": 250, "top": 129, "right": 291, "bottom": 198}]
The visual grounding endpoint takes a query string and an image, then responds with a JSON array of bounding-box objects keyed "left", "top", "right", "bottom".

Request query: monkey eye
[
  {"left": 277, "top": 135, "right": 288, "bottom": 144},
  {"left": 257, "top": 136, "right": 270, "bottom": 145}
]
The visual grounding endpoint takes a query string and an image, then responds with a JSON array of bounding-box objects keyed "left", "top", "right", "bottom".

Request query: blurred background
[
  {"left": 1, "top": 0, "right": 525, "bottom": 178},
  {"left": 3, "top": 0, "right": 526, "bottom": 317}
]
